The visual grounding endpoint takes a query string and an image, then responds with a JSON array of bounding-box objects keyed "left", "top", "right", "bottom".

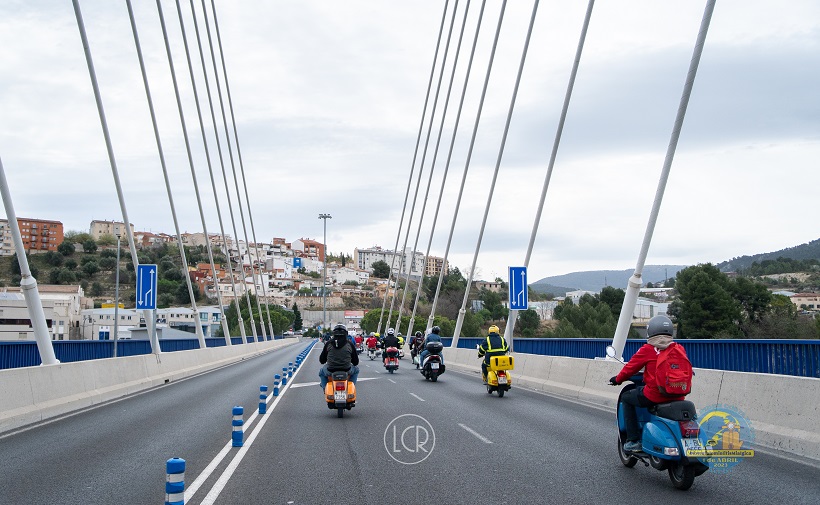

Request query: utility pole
[
  {"left": 319, "top": 213, "right": 332, "bottom": 333},
  {"left": 113, "top": 226, "right": 121, "bottom": 358}
]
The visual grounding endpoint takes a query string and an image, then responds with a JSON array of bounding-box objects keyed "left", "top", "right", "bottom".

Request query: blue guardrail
[{"left": 440, "top": 337, "right": 819, "bottom": 378}]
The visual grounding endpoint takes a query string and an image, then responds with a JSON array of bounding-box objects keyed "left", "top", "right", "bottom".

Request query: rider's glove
[{"left": 609, "top": 376, "right": 619, "bottom": 386}]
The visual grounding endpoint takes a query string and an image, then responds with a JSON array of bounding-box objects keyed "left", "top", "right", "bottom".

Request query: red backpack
[{"left": 655, "top": 342, "right": 693, "bottom": 397}]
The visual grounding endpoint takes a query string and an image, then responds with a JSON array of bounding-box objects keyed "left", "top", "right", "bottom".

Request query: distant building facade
[
  {"left": 90, "top": 220, "right": 135, "bottom": 240},
  {"left": 13, "top": 217, "right": 63, "bottom": 254}
]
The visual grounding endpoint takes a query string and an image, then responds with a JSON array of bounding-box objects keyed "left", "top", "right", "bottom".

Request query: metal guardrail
[
  {"left": 0, "top": 335, "right": 285, "bottom": 370},
  {"left": 441, "top": 337, "right": 819, "bottom": 378}
]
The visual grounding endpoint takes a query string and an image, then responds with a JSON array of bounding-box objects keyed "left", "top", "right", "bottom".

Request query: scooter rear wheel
[
  {"left": 337, "top": 408, "right": 344, "bottom": 418},
  {"left": 617, "top": 435, "right": 639, "bottom": 468},
  {"left": 497, "top": 388, "right": 505, "bottom": 398},
  {"left": 431, "top": 374, "right": 438, "bottom": 382},
  {"left": 668, "top": 463, "right": 695, "bottom": 490}
]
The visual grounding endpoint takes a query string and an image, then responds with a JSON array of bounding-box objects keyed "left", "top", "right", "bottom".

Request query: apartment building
[
  {"left": 425, "top": 254, "right": 448, "bottom": 278},
  {"left": 354, "top": 246, "right": 425, "bottom": 277},
  {"left": 0, "top": 219, "right": 13, "bottom": 256},
  {"left": 90, "top": 220, "right": 135, "bottom": 239},
  {"left": 15, "top": 218, "right": 63, "bottom": 254},
  {"left": 292, "top": 238, "right": 325, "bottom": 262}
]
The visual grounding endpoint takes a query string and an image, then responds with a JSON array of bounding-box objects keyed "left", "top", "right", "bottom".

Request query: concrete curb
[
  {"left": 446, "top": 347, "right": 820, "bottom": 462},
  {"left": 0, "top": 339, "right": 300, "bottom": 434}
]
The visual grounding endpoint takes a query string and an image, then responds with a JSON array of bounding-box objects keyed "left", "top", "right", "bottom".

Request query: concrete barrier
[
  {"left": 446, "top": 347, "right": 820, "bottom": 462},
  {"left": 0, "top": 339, "right": 300, "bottom": 434}
]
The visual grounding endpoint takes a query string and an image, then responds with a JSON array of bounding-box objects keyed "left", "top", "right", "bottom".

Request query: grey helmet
[
  {"left": 431, "top": 326, "right": 440, "bottom": 335},
  {"left": 387, "top": 328, "right": 395, "bottom": 336},
  {"left": 646, "top": 315, "right": 674, "bottom": 338}
]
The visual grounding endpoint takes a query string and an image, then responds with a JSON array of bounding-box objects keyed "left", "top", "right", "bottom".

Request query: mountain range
[{"left": 531, "top": 237, "right": 820, "bottom": 296}]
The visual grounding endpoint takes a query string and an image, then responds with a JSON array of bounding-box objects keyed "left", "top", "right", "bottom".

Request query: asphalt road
[{"left": 1, "top": 340, "right": 817, "bottom": 504}]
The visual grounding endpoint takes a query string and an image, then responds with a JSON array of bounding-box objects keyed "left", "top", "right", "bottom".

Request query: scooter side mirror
[{"left": 605, "top": 345, "right": 617, "bottom": 358}]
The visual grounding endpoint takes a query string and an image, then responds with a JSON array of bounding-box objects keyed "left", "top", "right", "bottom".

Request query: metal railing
[{"left": 441, "top": 337, "right": 819, "bottom": 378}]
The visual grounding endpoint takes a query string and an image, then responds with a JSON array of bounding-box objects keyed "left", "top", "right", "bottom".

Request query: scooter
[
  {"left": 324, "top": 370, "right": 356, "bottom": 418},
  {"left": 483, "top": 354, "right": 514, "bottom": 397},
  {"left": 606, "top": 346, "right": 708, "bottom": 490},
  {"left": 383, "top": 346, "right": 400, "bottom": 373},
  {"left": 420, "top": 341, "right": 445, "bottom": 382},
  {"left": 367, "top": 345, "right": 379, "bottom": 361}
]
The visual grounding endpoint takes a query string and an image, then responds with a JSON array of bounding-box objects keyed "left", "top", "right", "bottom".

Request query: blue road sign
[
  {"left": 508, "top": 266, "right": 528, "bottom": 311},
  {"left": 136, "top": 264, "right": 158, "bottom": 310},
  {"left": 293, "top": 257, "right": 302, "bottom": 268}
]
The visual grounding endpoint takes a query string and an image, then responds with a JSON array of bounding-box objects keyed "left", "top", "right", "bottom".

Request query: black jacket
[
  {"left": 380, "top": 334, "right": 400, "bottom": 350},
  {"left": 320, "top": 338, "right": 359, "bottom": 372}
]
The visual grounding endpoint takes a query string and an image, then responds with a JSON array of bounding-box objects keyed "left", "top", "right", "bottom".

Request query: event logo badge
[
  {"left": 384, "top": 414, "right": 436, "bottom": 465},
  {"left": 688, "top": 404, "right": 755, "bottom": 473}
]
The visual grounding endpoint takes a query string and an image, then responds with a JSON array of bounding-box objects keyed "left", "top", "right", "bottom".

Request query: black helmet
[
  {"left": 431, "top": 326, "right": 440, "bottom": 335},
  {"left": 332, "top": 324, "right": 348, "bottom": 338},
  {"left": 415, "top": 331, "right": 422, "bottom": 337},
  {"left": 646, "top": 315, "right": 674, "bottom": 338}
]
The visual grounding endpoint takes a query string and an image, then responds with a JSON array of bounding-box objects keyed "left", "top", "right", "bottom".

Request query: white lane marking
[
  {"left": 195, "top": 345, "right": 316, "bottom": 505},
  {"left": 409, "top": 393, "right": 425, "bottom": 402},
  {"left": 459, "top": 423, "right": 493, "bottom": 444},
  {"left": 387, "top": 378, "right": 396, "bottom": 384}
]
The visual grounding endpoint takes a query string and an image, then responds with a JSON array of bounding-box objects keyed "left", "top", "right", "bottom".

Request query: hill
[
  {"left": 532, "top": 265, "right": 687, "bottom": 293},
  {"left": 716, "top": 238, "right": 820, "bottom": 272}
]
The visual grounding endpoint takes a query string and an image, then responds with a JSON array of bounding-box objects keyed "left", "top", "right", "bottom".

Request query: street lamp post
[
  {"left": 318, "top": 213, "right": 332, "bottom": 333},
  {"left": 113, "top": 229, "right": 120, "bottom": 358}
]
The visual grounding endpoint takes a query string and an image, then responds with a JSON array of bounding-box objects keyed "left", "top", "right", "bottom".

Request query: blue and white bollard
[
  {"left": 288, "top": 362, "right": 294, "bottom": 378},
  {"left": 232, "top": 406, "right": 244, "bottom": 447},
  {"left": 273, "top": 374, "right": 281, "bottom": 396},
  {"left": 165, "top": 457, "right": 185, "bottom": 505},
  {"left": 281, "top": 367, "right": 288, "bottom": 385},
  {"left": 259, "top": 385, "right": 268, "bottom": 414}
]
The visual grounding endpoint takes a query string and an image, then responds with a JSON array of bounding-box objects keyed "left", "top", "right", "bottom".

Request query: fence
[
  {"left": 440, "top": 338, "right": 819, "bottom": 378},
  {"left": 0, "top": 334, "right": 286, "bottom": 370}
]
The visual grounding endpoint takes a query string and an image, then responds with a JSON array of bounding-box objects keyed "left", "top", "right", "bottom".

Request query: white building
[
  {"left": 0, "top": 219, "right": 14, "bottom": 256},
  {"left": 90, "top": 220, "right": 135, "bottom": 240},
  {"left": 4, "top": 284, "right": 91, "bottom": 340},
  {"left": 0, "top": 292, "right": 58, "bottom": 340},
  {"left": 354, "top": 246, "right": 425, "bottom": 277},
  {"left": 331, "top": 266, "right": 370, "bottom": 285},
  {"left": 80, "top": 307, "right": 141, "bottom": 340}
]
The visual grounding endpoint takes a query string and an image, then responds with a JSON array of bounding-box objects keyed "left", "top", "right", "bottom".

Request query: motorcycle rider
[
  {"left": 477, "top": 325, "right": 509, "bottom": 382},
  {"left": 419, "top": 325, "right": 444, "bottom": 366},
  {"left": 318, "top": 324, "right": 360, "bottom": 389},
  {"left": 380, "top": 328, "right": 401, "bottom": 364},
  {"left": 409, "top": 330, "right": 424, "bottom": 362},
  {"left": 609, "top": 314, "right": 687, "bottom": 452},
  {"left": 365, "top": 333, "right": 379, "bottom": 353}
]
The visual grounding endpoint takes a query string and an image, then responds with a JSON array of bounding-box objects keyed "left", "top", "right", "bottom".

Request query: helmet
[
  {"left": 488, "top": 325, "right": 500, "bottom": 335},
  {"left": 332, "top": 324, "right": 348, "bottom": 338},
  {"left": 397, "top": 332, "right": 402, "bottom": 337},
  {"left": 415, "top": 331, "right": 423, "bottom": 337},
  {"left": 387, "top": 328, "right": 395, "bottom": 336},
  {"left": 374, "top": 332, "right": 380, "bottom": 338},
  {"left": 646, "top": 315, "right": 674, "bottom": 338},
  {"left": 431, "top": 326, "right": 440, "bottom": 335},
  {"left": 369, "top": 332, "right": 375, "bottom": 337}
]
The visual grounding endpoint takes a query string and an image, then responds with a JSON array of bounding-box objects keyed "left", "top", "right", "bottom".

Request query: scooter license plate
[
  {"left": 682, "top": 438, "right": 704, "bottom": 455},
  {"left": 431, "top": 363, "right": 439, "bottom": 370},
  {"left": 497, "top": 376, "right": 507, "bottom": 385},
  {"left": 334, "top": 391, "right": 347, "bottom": 402}
]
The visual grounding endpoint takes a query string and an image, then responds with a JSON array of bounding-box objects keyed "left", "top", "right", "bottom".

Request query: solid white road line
[
  {"left": 409, "top": 393, "right": 425, "bottom": 402},
  {"left": 459, "top": 423, "right": 493, "bottom": 444}
]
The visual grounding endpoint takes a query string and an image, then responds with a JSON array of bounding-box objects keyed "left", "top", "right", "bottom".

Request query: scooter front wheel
[
  {"left": 617, "top": 435, "right": 639, "bottom": 468},
  {"left": 668, "top": 463, "right": 695, "bottom": 490}
]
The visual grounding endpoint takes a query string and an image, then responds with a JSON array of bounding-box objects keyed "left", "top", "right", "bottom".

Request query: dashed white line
[
  {"left": 387, "top": 378, "right": 396, "bottom": 384},
  {"left": 459, "top": 423, "right": 493, "bottom": 444},
  {"left": 409, "top": 392, "right": 425, "bottom": 402}
]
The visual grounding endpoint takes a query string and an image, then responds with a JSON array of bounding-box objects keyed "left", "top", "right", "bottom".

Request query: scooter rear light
[
  {"left": 497, "top": 371, "right": 506, "bottom": 378},
  {"left": 679, "top": 420, "right": 700, "bottom": 438},
  {"left": 335, "top": 382, "right": 346, "bottom": 391}
]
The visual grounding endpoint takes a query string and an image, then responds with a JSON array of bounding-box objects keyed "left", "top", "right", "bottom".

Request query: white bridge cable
[
  {"left": 192, "top": 0, "right": 263, "bottom": 341},
  {"left": 611, "top": 0, "right": 716, "bottom": 359},
  {"left": 503, "top": 0, "right": 596, "bottom": 351},
  {"left": 452, "top": 0, "right": 539, "bottom": 345},
  {"left": 393, "top": 0, "right": 463, "bottom": 336},
  {"left": 167, "top": 0, "right": 256, "bottom": 342},
  {"left": 126, "top": 0, "right": 207, "bottom": 347},
  {"left": 71, "top": 0, "right": 160, "bottom": 354},
  {"left": 401, "top": 0, "right": 473, "bottom": 338},
  {"left": 427, "top": 0, "right": 487, "bottom": 330},
  {"left": 377, "top": 0, "right": 452, "bottom": 336},
  {"left": 205, "top": 0, "right": 275, "bottom": 338}
]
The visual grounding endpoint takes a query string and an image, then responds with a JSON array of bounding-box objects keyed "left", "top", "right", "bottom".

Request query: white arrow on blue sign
[
  {"left": 508, "top": 266, "right": 528, "bottom": 311},
  {"left": 136, "top": 264, "right": 158, "bottom": 310}
]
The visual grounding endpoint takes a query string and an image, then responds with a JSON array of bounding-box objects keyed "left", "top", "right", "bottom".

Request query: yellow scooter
[{"left": 483, "top": 355, "right": 514, "bottom": 397}]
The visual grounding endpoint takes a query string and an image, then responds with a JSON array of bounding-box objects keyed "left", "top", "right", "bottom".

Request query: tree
[
  {"left": 518, "top": 309, "right": 541, "bottom": 336},
  {"left": 97, "top": 234, "right": 117, "bottom": 246},
  {"left": 82, "top": 261, "right": 100, "bottom": 276},
  {"left": 44, "top": 251, "right": 63, "bottom": 266},
  {"left": 90, "top": 281, "right": 104, "bottom": 297},
  {"left": 292, "top": 303, "right": 303, "bottom": 330},
  {"left": 57, "top": 240, "right": 75, "bottom": 256},
  {"left": 480, "top": 289, "right": 507, "bottom": 321},
  {"left": 598, "top": 286, "right": 625, "bottom": 320},
  {"left": 668, "top": 264, "right": 742, "bottom": 339},
  {"left": 82, "top": 239, "right": 97, "bottom": 253},
  {"left": 371, "top": 260, "right": 391, "bottom": 279}
]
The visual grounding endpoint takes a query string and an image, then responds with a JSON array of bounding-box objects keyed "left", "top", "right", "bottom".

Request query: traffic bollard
[
  {"left": 281, "top": 367, "right": 288, "bottom": 386},
  {"left": 259, "top": 385, "right": 268, "bottom": 414},
  {"left": 273, "top": 374, "right": 281, "bottom": 396},
  {"left": 165, "top": 457, "right": 185, "bottom": 505},
  {"left": 232, "top": 406, "right": 244, "bottom": 447}
]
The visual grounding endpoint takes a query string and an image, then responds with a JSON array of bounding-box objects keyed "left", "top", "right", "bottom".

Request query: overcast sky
[{"left": 1, "top": 0, "right": 818, "bottom": 283}]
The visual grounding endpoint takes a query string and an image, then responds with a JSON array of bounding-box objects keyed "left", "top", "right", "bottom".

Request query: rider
[
  {"left": 318, "top": 324, "right": 359, "bottom": 389},
  {"left": 609, "top": 314, "right": 687, "bottom": 452},
  {"left": 365, "top": 332, "right": 379, "bottom": 352},
  {"left": 419, "top": 325, "right": 444, "bottom": 366},
  {"left": 397, "top": 333, "right": 405, "bottom": 349},
  {"left": 380, "top": 328, "right": 400, "bottom": 363},
  {"left": 477, "top": 325, "right": 509, "bottom": 382}
]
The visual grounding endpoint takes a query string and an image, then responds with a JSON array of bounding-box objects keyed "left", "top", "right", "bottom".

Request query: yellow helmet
[
  {"left": 374, "top": 332, "right": 380, "bottom": 337},
  {"left": 488, "top": 325, "right": 500, "bottom": 335}
]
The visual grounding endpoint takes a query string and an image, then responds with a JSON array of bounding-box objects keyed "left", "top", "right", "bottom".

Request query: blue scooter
[{"left": 606, "top": 346, "right": 709, "bottom": 490}]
